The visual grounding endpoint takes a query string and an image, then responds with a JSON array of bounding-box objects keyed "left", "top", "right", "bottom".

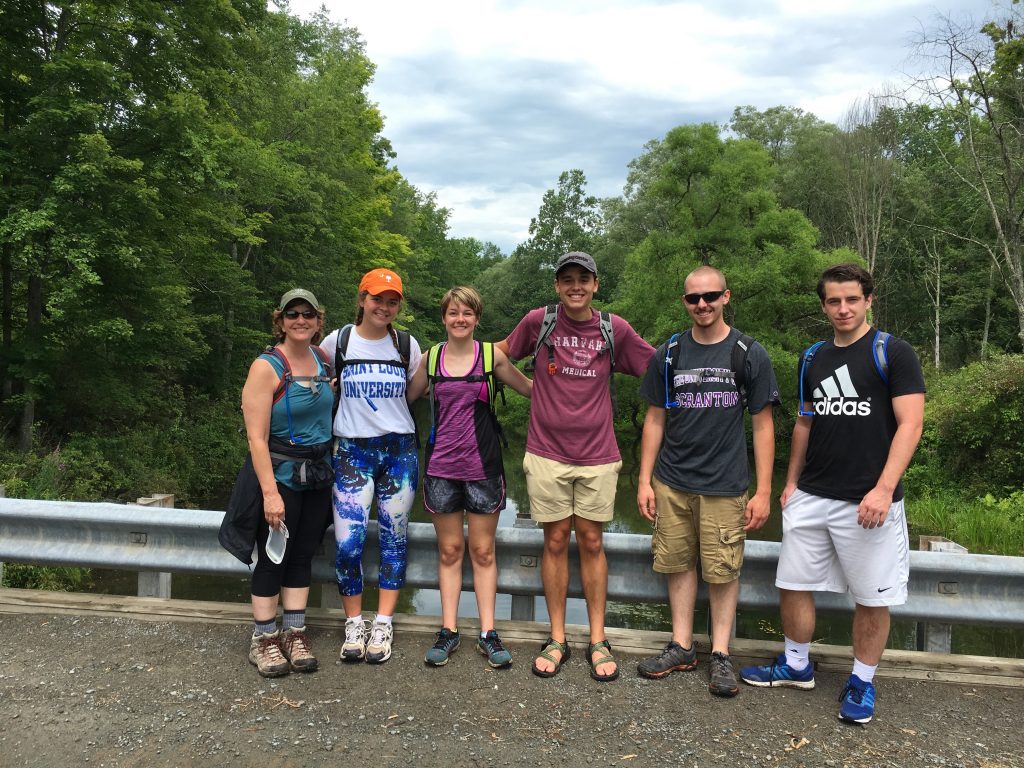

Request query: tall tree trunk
[
  {"left": 17, "top": 274, "right": 42, "bottom": 451},
  {"left": 981, "top": 261, "right": 995, "bottom": 361},
  {"left": 1, "top": 242, "right": 11, "bottom": 401}
]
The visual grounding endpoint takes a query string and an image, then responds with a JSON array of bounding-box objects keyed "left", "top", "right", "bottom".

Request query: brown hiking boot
[
  {"left": 281, "top": 626, "right": 319, "bottom": 672},
  {"left": 248, "top": 630, "right": 290, "bottom": 678}
]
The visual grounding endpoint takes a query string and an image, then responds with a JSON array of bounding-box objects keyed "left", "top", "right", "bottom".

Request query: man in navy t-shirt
[{"left": 741, "top": 263, "right": 926, "bottom": 726}]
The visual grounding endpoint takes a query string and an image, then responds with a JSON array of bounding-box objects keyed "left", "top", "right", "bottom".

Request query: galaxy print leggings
[{"left": 332, "top": 433, "right": 418, "bottom": 596}]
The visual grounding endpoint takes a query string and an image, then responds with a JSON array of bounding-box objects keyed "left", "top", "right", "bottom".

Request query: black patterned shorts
[{"left": 423, "top": 474, "right": 506, "bottom": 515}]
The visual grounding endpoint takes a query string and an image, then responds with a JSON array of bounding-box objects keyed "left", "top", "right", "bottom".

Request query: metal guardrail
[{"left": 1, "top": 497, "right": 1023, "bottom": 631}]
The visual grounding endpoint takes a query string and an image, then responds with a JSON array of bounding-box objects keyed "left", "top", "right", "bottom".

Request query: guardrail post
[
  {"left": 133, "top": 494, "right": 175, "bottom": 598},
  {"left": 510, "top": 505, "right": 537, "bottom": 622},
  {"left": 916, "top": 536, "right": 968, "bottom": 654}
]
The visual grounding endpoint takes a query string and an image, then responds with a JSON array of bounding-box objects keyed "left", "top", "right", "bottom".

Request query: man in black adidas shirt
[{"left": 740, "top": 263, "right": 925, "bottom": 725}]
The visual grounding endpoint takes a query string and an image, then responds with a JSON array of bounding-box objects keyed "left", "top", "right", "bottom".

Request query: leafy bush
[
  {"left": 909, "top": 354, "right": 1024, "bottom": 495},
  {"left": 1, "top": 563, "right": 93, "bottom": 592},
  {"left": 906, "top": 490, "right": 1024, "bottom": 556}
]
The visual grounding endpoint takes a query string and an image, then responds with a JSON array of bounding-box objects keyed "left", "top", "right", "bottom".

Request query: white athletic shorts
[{"left": 776, "top": 488, "right": 910, "bottom": 607}]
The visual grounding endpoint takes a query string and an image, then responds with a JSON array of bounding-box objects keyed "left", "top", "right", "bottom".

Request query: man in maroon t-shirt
[{"left": 497, "top": 251, "right": 655, "bottom": 682}]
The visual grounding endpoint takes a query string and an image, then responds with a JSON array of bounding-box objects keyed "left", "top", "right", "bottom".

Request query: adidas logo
[{"left": 812, "top": 364, "right": 871, "bottom": 416}]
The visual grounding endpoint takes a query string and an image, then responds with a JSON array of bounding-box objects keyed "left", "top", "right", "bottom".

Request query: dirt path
[{"left": 0, "top": 614, "right": 1021, "bottom": 767}]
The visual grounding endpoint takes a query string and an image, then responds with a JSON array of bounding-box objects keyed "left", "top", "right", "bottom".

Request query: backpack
[
  {"left": 798, "top": 329, "right": 891, "bottom": 416},
  {"left": 262, "top": 346, "right": 333, "bottom": 445},
  {"left": 332, "top": 323, "right": 412, "bottom": 420},
  {"left": 661, "top": 330, "right": 755, "bottom": 409},
  {"left": 425, "top": 340, "right": 507, "bottom": 448},
  {"left": 264, "top": 346, "right": 333, "bottom": 405},
  {"left": 524, "top": 304, "right": 618, "bottom": 410}
]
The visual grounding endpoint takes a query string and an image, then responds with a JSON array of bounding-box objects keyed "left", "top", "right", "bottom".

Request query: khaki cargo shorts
[{"left": 651, "top": 477, "right": 747, "bottom": 584}]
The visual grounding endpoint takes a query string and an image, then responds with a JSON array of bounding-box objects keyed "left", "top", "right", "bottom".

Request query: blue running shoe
[
  {"left": 838, "top": 674, "right": 875, "bottom": 724},
  {"left": 740, "top": 653, "right": 815, "bottom": 689},
  {"left": 425, "top": 627, "right": 460, "bottom": 666}
]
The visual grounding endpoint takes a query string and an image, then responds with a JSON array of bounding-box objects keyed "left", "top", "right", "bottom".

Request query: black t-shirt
[
  {"left": 640, "top": 328, "right": 780, "bottom": 496},
  {"left": 797, "top": 329, "right": 926, "bottom": 503}
]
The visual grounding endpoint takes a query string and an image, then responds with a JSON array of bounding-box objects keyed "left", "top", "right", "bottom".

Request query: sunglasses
[
  {"left": 283, "top": 309, "right": 318, "bottom": 320},
  {"left": 684, "top": 290, "right": 725, "bottom": 305}
]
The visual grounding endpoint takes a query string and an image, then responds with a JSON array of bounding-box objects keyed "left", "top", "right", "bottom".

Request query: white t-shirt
[{"left": 320, "top": 326, "right": 422, "bottom": 438}]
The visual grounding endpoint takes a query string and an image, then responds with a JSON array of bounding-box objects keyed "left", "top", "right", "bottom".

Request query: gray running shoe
[
  {"left": 709, "top": 651, "right": 739, "bottom": 697},
  {"left": 249, "top": 630, "right": 290, "bottom": 678},
  {"left": 340, "top": 617, "right": 368, "bottom": 662},
  {"left": 425, "top": 628, "right": 460, "bottom": 666},
  {"left": 637, "top": 641, "right": 697, "bottom": 679},
  {"left": 280, "top": 625, "right": 318, "bottom": 672},
  {"left": 365, "top": 619, "right": 394, "bottom": 664},
  {"left": 477, "top": 630, "right": 513, "bottom": 669}
]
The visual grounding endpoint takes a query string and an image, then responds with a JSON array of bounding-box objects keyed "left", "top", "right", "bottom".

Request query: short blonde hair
[{"left": 440, "top": 286, "right": 483, "bottom": 318}]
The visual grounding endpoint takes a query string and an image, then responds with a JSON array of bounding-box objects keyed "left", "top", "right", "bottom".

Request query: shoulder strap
[
  {"left": 397, "top": 329, "right": 411, "bottom": 366},
  {"left": 599, "top": 311, "right": 615, "bottom": 365},
  {"left": 481, "top": 341, "right": 496, "bottom": 410},
  {"left": 528, "top": 304, "right": 559, "bottom": 374},
  {"left": 311, "top": 345, "right": 332, "bottom": 378},
  {"left": 265, "top": 347, "right": 291, "bottom": 405},
  {"left": 872, "top": 330, "right": 891, "bottom": 387},
  {"left": 731, "top": 332, "right": 755, "bottom": 406},
  {"left": 335, "top": 324, "right": 353, "bottom": 375},
  {"left": 798, "top": 340, "right": 828, "bottom": 416},
  {"left": 662, "top": 333, "right": 682, "bottom": 408}
]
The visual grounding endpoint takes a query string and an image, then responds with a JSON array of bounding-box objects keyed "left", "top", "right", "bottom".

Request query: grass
[{"left": 906, "top": 490, "right": 1024, "bottom": 556}]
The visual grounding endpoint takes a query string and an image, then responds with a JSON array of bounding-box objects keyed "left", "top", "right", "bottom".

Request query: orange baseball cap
[{"left": 359, "top": 268, "right": 403, "bottom": 298}]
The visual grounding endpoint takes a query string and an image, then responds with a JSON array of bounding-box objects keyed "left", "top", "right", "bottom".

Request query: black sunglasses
[
  {"left": 283, "top": 309, "right": 318, "bottom": 320},
  {"left": 684, "top": 290, "right": 725, "bottom": 305}
]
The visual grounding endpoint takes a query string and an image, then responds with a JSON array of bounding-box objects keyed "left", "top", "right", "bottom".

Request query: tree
[{"left": 913, "top": 3, "right": 1024, "bottom": 347}]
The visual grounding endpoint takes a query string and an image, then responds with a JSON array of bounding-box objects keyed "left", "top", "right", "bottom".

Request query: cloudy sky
[{"left": 285, "top": 0, "right": 998, "bottom": 253}]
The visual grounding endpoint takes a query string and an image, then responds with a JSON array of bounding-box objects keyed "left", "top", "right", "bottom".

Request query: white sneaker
[
  {"left": 365, "top": 620, "right": 394, "bottom": 664},
  {"left": 340, "top": 617, "right": 368, "bottom": 662}
]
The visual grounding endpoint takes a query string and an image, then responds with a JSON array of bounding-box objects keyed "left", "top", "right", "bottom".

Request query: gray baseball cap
[
  {"left": 555, "top": 251, "right": 597, "bottom": 276},
  {"left": 278, "top": 288, "right": 321, "bottom": 311}
]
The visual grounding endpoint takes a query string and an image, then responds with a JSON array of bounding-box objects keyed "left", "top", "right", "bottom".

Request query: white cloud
[{"left": 283, "top": 0, "right": 997, "bottom": 251}]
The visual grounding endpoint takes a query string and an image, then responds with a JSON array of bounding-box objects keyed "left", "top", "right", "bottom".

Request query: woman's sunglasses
[{"left": 283, "top": 309, "right": 318, "bottom": 320}]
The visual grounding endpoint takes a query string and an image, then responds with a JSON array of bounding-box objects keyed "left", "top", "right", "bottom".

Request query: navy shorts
[{"left": 423, "top": 474, "right": 506, "bottom": 515}]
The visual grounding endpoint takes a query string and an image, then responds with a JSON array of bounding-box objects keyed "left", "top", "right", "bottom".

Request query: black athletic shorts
[{"left": 423, "top": 474, "right": 506, "bottom": 515}]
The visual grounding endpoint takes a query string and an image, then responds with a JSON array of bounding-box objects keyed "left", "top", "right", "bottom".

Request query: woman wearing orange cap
[{"left": 319, "top": 268, "right": 427, "bottom": 665}]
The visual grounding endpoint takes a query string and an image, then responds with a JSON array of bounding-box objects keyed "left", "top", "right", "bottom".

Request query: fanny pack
[{"left": 268, "top": 438, "right": 333, "bottom": 489}]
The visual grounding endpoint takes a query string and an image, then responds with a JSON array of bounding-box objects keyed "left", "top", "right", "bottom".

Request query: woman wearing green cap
[{"left": 238, "top": 289, "right": 334, "bottom": 677}]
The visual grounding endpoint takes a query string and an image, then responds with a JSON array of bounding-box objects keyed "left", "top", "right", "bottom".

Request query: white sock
[
  {"left": 345, "top": 614, "right": 362, "bottom": 624},
  {"left": 852, "top": 658, "right": 877, "bottom": 683},
  {"left": 374, "top": 613, "right": 393, "bottom": 626},
  {"left": 784, "top": 637, "right": 810, "bottom": 671}
]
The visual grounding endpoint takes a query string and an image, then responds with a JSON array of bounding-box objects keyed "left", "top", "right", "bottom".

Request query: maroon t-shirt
[{"left": 506, "top": 307, "right": 655, "bottom": 466}]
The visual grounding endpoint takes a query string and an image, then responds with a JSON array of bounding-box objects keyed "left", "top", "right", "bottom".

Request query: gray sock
[
  {"left": 282, "top": 610, "right": 305, "bottom": 631},
  {"left": 254, "top": 617, "right": 277, "bottom": 636}
]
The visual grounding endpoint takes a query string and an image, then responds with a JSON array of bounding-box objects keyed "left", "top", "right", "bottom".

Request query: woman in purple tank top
[{"left": 419, "top": 287, "right": 532, "bottom": 669}]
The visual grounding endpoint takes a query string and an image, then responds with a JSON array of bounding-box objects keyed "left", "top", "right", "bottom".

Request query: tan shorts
[
  {"left": 651, "top": 477, "right": 747, "bottom": 584},
  {"left": 523, "top": 452, "right": 622, "bottom": 523}
]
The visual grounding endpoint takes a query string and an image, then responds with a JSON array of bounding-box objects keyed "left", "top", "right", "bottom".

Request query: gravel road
[{"left": 0, "top": 614, "right": 1021, "bottom": 768}]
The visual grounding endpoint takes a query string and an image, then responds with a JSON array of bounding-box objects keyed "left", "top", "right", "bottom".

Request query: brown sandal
[
  {"left": 531, "top": 637, "right": 570, "bottom": 678},
  {"left": 586, "top": 639, "right": 620, "bottom": 682}
]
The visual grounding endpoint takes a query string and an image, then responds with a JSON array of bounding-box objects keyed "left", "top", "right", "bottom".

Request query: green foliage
[
  {"left": 906, "top": 490, "right": 1024, "bottom": 556},
  {"left": 909, "top": 354, "right": 1024, "bottom": 495},
  {"left": 1, "top": 564, "right": 93, "bottom": 592}
]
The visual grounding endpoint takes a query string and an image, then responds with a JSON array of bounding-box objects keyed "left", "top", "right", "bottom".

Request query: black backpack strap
[
  {"left": 730, "top": 332, "right": 755, "bottom": 408},
  {"left": 527, "top": 304, "right": 559, "bottom": 374}
]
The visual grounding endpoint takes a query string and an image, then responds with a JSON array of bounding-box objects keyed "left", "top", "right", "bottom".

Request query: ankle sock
[
  {"left": 784, "top": 637, "right": 810, "bottom": 671},
  {"left": 374, "top": 613, "right": 393, "bottom": 626},
  {"left": 254, "top": 617, "right": 277, "bottom": 636},
  {"left": 852, "top": 658, "right": 877, "bottom": 683},
  {"left": 282, "top": 610, "right": 304, "bottom": 631}
]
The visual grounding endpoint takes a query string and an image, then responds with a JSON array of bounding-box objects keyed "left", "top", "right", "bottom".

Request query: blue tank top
[{"left": 262, "top": 349, "right": 334, "bottom": 490}]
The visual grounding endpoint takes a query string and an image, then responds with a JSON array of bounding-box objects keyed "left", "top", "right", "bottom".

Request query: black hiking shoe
[
  {"left": 709, "top": 651, "right": 739, "bottom": 697},
  {"left": 637, "top": 641, "right": 698, "bottom": 679}
]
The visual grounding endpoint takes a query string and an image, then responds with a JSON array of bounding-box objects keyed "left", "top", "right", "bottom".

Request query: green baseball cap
[{"left": 278, "top": 288, "right": 321, "bottom": 311}]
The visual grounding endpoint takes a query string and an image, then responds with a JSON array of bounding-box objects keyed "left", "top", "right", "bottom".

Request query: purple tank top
[{"left": 428, "top": 344, "right": 489, "bottom": 481}]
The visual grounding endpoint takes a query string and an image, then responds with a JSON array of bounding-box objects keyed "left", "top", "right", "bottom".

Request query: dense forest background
[{"left": 1, "top": 2, "right": 1022, "bottom": 552}]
